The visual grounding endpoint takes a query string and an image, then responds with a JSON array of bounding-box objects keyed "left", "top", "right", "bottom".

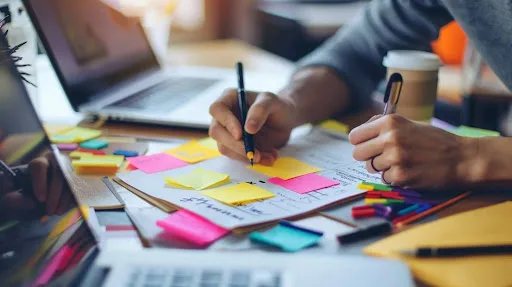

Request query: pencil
[
  {"left": 236, "top": 62, "right": 255, "bottom": 166},
  {"left": 395, "top": 191, "right": 472, "bottom": 228}
]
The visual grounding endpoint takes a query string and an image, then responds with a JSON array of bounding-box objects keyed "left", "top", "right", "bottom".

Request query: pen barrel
[
  {"left": 243, "top": 131, "right": 254, "bottom": 154},
  {"left": 416, "top": 245, "right": 512, "bottom": 257}
]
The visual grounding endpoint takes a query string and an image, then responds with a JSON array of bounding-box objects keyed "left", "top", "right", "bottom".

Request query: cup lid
[{"left": 383, "top": 50, "right": 443, "bottom": 71}]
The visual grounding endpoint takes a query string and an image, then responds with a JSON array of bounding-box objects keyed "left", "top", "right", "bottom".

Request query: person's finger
[
  {"left": 55, "top": 187, "right": 71, "bottom": 215},
  {"left": 28, "top": 157, "right": 49, "bottom": 202},
  {"left": 259, "top": 153, "right": 276, "bottom": 166},
  {"left": 365, "top": 154, "right": 390, "bottom": 174},
  {"left": 46, "top": 161, "right": 64, "bottom": 215},
  {"left": 210, "top": 120, "right": 261, "bottom": 162},
  {"left": 349, "top": 115, "right": 396, "bottom": 145},
  {"left": 366, "top": 114, "right": 383, "bottom": 123},
  {"left": 209, "top": 89, "right": 243, "bottom": 139},
  {"left": 217, "top": 143, "right": 251, "bottom": 162},
  {"left": 352, "top": 136, "right": 385, "bottom": 162},
  {"left": 245, "top": 93, "right": 279, "bottom": 134}
]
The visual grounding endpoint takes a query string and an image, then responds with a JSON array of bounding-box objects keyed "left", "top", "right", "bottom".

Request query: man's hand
[
  {"left": 349, "top": 115, "right": 476, "bottom": 190},
  {"left": 209, "top": 89, "right": 297, "bottom": 166}
]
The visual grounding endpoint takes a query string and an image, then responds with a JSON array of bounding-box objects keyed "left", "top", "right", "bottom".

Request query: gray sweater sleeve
[{"left": 297, "top": 0, "right": 453, "bottom": 110}]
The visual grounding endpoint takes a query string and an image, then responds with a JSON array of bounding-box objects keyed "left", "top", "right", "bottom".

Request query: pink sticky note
[
  {"left": 268, "top": 174, "right": 340, "bottom": 194},
  {"left": 57, "top": 143, "right": 78, "bottom": 151},
  {"left": 127, "top": 153, "right": 188, "bottom": 174},
  {"left": 32, "top": 245, "right": 72, "bottom": 287},
  {"left": 156, "top": 210, "right": 229, "bottom": 247}
]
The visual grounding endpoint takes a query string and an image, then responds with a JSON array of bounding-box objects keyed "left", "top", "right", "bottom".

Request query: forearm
[
  {"left": 465, "top": 137, "right": 512, "bottom": 189},
  {"left": 278, "top": 67, "right": 351, "bottom": 127}
]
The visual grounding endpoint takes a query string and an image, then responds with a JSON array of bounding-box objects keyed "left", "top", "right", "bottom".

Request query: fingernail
[
  {"left": 254, "top": 150, "right": 262, "bottom": 163},
  {"left": 247, "top": 120, "right": 259, "bottom": 133}
]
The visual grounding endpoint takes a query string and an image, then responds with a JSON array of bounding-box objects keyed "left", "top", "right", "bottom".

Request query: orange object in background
[{"left": 431, "top": 21, "right": 467, "bottom": 65}]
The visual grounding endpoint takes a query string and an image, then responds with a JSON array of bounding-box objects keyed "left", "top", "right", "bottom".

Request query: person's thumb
[{"left": 245, "top": 92, "right": 278, "bottom": 134}]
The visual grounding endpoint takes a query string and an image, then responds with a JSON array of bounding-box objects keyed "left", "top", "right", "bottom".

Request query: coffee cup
[{"left": 383, "top": 51, "right": 443, "bottom": 123}]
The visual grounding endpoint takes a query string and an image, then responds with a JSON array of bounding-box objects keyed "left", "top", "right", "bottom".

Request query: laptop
[
  {"left": 0, "top": 34, "right": 414, "bottom": 287},
  {"left": 22, "top": 0, "right": 287, "bottom": 129}
]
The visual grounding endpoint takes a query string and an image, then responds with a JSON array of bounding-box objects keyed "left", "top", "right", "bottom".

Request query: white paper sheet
[{"left": 117, "top": 129, "right": 381, "bottom": 229}]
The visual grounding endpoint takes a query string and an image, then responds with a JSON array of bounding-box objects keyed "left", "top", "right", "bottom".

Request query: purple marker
[
  {"left": 392, "top": 187, "right": 422, "bottom": 197},
  {"left": 404, "top": 198, "right": 441, "bottom": 205},
  {"left": 57, "top": 143, "right": 78, "bottom": 151}
]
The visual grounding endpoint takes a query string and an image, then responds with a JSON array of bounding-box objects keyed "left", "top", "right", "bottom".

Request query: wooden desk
[{"left": 39, "top": 39, "right": 510, "bottom": 224}]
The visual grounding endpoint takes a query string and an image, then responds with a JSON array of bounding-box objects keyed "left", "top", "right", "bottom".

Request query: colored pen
[
  {"left": 0, "top": 160, "right": 32, "bottom": 196},
  {"left": 337, "top": 222, "right": 393, "bottom": 244},
  {"left": 383, "top": 73, "right": 403, "bottom": 115},
  {"left": 236, "top": 62, "right": 255, "bottom": 166},
  {"left": 399, "top": 244, "right": 512, "bottom": 258}
]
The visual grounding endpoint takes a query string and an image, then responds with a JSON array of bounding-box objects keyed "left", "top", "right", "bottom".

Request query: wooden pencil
[{"left": 395, "top": 191, "right": 472, "bottom": 228}]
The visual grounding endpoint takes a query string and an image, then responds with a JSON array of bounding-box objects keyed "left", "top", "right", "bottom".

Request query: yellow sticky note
[
  {"left": 357, "top": 183, "right": 375, "bottom": 191},
  {"left": 69, "top": 151, "right": 95, "bottom": 159},
  {"left": 99, "top": 136, "right": 137, "bottom": 143},
  {"left": 318, "top": 120, "right": 350, "bottom": 134},
  {"left": 197, "top": 137, "right": 219, "bottom": 151},
  {"left": 165, "top": 140, "right": 221, "bottom": 163},
  {"left": 165, "top": 168, "right": 230, "bottom": 190},
  {"left": 201, "top": 183, "right": 275, "bottom": 206},
  {"left": 74, "top": 166, "right": 120, "bottom": 175},
  {"left": 72, "top": 155, "right": 125, "bottom": 168},
  {"left": 249, "top": 157, "right": 321, "bottom": 180},
  {"left": 50, "top": 127, "right": 102, "bottom": 144}
]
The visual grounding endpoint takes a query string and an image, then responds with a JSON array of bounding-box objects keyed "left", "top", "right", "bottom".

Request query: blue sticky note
[
  {"left": 249, "top": 222, "right": 322, "bottom": 252},
  {"left": 79, "top": 139, "right": 108, "bottom": 150},
  {"left": 113, "top": 149, "right": 139, "bottom": 157}
]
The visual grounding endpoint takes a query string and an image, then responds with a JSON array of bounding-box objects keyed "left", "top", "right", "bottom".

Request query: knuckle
[
  {"left": 391, "top": 167, "right": 409, "bottom": 186},
  {"left": 221, "top": 88, "right": 237, "bottom": 98},
  {"left": 209, "top": 102, "right": 222, "bottom": 117},
  {"left": 208, "top": 122, "right": 221, "bottom": 139},
  {"left": 388, "top": 147, "right": 406, "bottom": 165},
  {"left": 217, "top": 144, "right": 230, "bottom": 156},
  {"left": 384, "top": 130, "right": 403, "bottom": 146}
]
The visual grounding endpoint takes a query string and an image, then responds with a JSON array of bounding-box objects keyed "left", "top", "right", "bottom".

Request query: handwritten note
[
  {"left": 268, "top": 174, "right": 339, "bottom": 194},
  {"left": 50, "top": 127, "right": 102, "bottom": 144},
  {"left": 127, "top": 153, "right": 188, "bottom": 174},
  {"left": 249, "top": 223, "right": 322, "bottom": 252},
  {"left": 79, "top": 139, "right": 108, "bottom": 150},
  {"left": 201, "top": 183, "right": 275, "bottom": 206},
  {"left": 165, "top": 168, "right": 230, "bottom": 190},
  {"left": 156, "top": 210, "right": 229, "bottom": 247},
  {"left": 249, "top": 157, "right": 321, "bottom": 180},
  {"left": 197, "top": 137, "right": 219, "bottom": 151},
  {"left": 165, "top": 141, "right": 221, "bottom": 163}
]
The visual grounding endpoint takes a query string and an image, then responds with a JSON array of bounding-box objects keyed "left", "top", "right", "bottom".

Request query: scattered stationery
[
  {"left": 268, "top": 174, "right": 339, "bottom": 194},
  {"left": 100, "top": 136, "right": 137, "bottom": 143},
  {"left": 113, "top": 149, "right": 139, "bottom": 157},
  {"left": 156, "top": 210, "right": 230, "bottom": 247},
  {"left": 127, "top": 153, "right": 188, "bottom": 174},
  {"left": 318, "top": 120, "right": 350, "bottom": 134},
  {"left": 165, "top": 141, "right": 221, "bottom": 163},
  {"left": 236, "top": 62, "right": 255, "bottom": 165},
  {"left": 165, "top": 168, "right": 230, "bottom": 190},
  {"left": 79, "top": 139, "right": 109, "bottom": 150},
  {"left": 399, "top": 244, "right": 512, "bottom": 258},
  {"left": 69, "top": 151, "right": 95, "bottom": 159},
  {"left": 197, "top": 137, "right": 218, "bottom": 151},
  {"left": 452, "top": 125, "right": 500, "bottom": 138},
  {"left": 365, "top": 202, "right": 512, "bottom": 287},
  {"left": 72, "top": 155, "right": 124, "bottom": 168},
  {"left": 57, "top": 143, "right": 78, "bottom": 151},
  {"left": 50, "top": 127, "right": 102, "bottom": 144},
  {"left": 249, "top": 157, "right": 321, "bottom": 180},
  {"left": 77, "top": 148, "right": 106, "bottom": 156},
  {"left": 337, "top": 222, "right": 393, "bottom": 245},
  {"left": 201, "top": 182, "right": 275, "bottom": 206},
  {"left": 32, "top": 245, "right": 73, "bottom": 287},
  {"left": 250, "top": 221, "right": 323, "bottom": 252}
]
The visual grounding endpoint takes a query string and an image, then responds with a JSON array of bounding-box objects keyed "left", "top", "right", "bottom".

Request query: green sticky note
[
  {"left": 362, "top": 181, "right": 392, "bottom": 191},
  {"left": 80, "top": 139, "right": 109, "bottom": 150},
  {"left": 453, "top": 126, "right": 500, "bottom": 138},
  {"left": 249, "top": 224, "right": 322, "bottom": 252}
]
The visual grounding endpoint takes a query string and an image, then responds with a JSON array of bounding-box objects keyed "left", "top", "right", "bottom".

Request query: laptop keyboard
[
  {"left": 107, "top": 77, "right": 219, "bottom": 112},
  {"left": 125, "top": 267, "right": 282, "bottom": 287}
]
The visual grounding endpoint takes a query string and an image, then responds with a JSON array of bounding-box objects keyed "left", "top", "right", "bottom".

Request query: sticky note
[
  {"left": 249, "top": 222, "right": 322, "bottom": 252},
  {"left": 72, "top": 155, "right": 125, "bottom": 168},
  {"left": 201, "top": 183, "right": 275, "bottom": 206},
  {"left": 165, "top": 168, "right": 230, "bottom": 190},
  {"left": 77, "top": 148, "right": 106, "bottom": 155},
  {"left": 69, "top": 151, "right": 95, "bottom": 159},
  {"left": 73, "top": 166, "right": 119, "bottom": 175},
  {"left": 268, "top": 174, "right": 339, "bottom": 194},
  {"left": 113, "top": 149, "right": 139, "bottom": 157},
  {"left": 100, "top": 136, "right": 137, "bottom": 143},
  {"left": 452, "top": 126, "right": 500, "bottom": 138},
  {"left": 197, "top": 137, "right": 219, "bottom": 151},
  {"left": 127, "top": 153, "right": 188, "bottom": 174},
  {"left": 318, "top": 120, "right": 350, "bottom": 134},
  {"left": 165, "top": 140, "right": 221, "bottom": 163},
  {"left": 80, "top": 139, "right": 108, "bottom": 150},
  {"left": 156, "top": 210, "right": 229, "bottom": 247},
  {"left": 362, "top": 181, "right": 392, "bottom": 191},
  {"left": 50, "top": 127, "right": 102, "bottom": 143},
  {"left": 249, "top": 157, "right": 321, "bottom": 180},
  {"left": 57, "top": 143, "right": 78, "bottom": 151}
]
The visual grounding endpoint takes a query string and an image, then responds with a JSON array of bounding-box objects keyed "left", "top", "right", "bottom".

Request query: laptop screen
[
  {"left": 24, "top": 0, "right": 160, "bottom": 110},
  {"left": 0, "top": 32, "right": 97, "bottom": 286}
]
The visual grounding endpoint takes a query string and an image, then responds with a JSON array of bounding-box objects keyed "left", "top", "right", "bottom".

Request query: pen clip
[{"left": 383, "top": 73, "right": 403, "bottom": 115}]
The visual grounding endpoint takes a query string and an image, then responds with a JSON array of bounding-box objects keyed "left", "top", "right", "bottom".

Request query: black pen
[
  {"left": 337, "top": 222, "right": 393, "bottom": 244},
  {"left": 399, "top": 244, "right": 512, "bottom": 258},
  {"left": 383, "top": 73, "right": 403, "bottom": 115},
  {"left": 236, "top": 62, "right": 255, "bottom": 166}
]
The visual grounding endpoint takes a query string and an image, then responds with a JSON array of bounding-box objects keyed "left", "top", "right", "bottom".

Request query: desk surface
[{"left": 36, "top": 39, "right": 510, "bottom": 229}]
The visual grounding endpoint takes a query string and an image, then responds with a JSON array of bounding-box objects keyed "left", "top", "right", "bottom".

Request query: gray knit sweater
[{"left": 298, "top": 0, "right": 512, "bottom": 109}]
